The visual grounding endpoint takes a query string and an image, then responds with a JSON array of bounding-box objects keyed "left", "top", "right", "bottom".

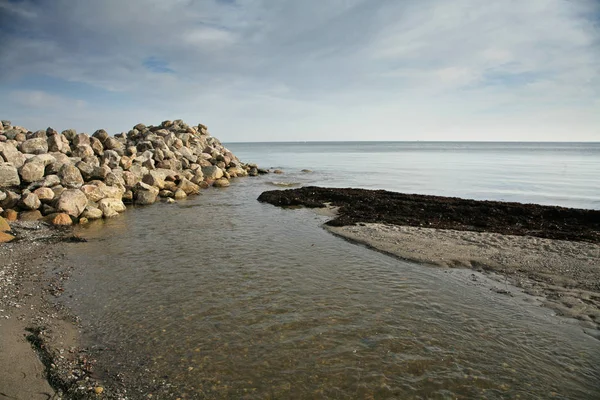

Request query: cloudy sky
[{"left": 0, "top": 0, "right": 598, "bottom": 142}]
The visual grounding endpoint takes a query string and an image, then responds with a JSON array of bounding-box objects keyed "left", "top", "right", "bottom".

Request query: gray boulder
[
  {"left": 19, "top": 161, "right": 45, "bottom": 183},
  {"left": 81, "top": 205, "right": 103, "bottom": 220},
  {"left": 56, "top": 189, "right": 87, "bottom": 217},
  {"left": 0, "top": 142, "right": 25, "bottom": 168},
  {"left": 0, "top": 164, "right": 20, "bottom": 187},
  {"left": 20, "top": 138, "right": 48, "bottom": 154},
  {"left": 133, "top": 182, "right": 159, "bottom": 205},
  {"left": 20, "top": 192, "right": 41, "bottom": 210},
  {"left": 59, "top": 164, "right": 84, "bottom": 188},
  {"left": 201, "top": 165, "right": 223, "bottom": 180},
  {"left": 33, "top": 187, "right": 54, "bottom": 202},
  {"left": 98, "top": 198, "right": 126, "bottom": 218}
]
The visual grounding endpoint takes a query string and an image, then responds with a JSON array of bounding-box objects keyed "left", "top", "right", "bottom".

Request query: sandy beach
[{"left": 0, "top": 222, "right": 107, "bottom": 399}]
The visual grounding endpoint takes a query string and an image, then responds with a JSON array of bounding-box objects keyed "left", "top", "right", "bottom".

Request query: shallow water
[{"left": 64, "top": 175, "right": 600, "bottom": 399}]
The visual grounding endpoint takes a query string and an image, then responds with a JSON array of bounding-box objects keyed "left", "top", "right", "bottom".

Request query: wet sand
[
  {"left": 328, "top": 223, "right": 600, "bottom": 336},
  {"left": 259, "top": 187, "right": 600, "bottom": 336},
  {"left": 0, "top": 223, "right": 107, "bottom": 399}
]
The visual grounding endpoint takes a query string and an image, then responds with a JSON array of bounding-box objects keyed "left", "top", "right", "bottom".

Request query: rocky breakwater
[{"left": 0, "top": 119, "right": 263, "bottom": 233}]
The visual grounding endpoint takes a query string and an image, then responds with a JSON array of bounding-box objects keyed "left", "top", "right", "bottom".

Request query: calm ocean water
[
  {"left": 61, "top": 141, "right": 600, "bottom": 399},
  {"left": 226, "top": 142, "right": 600, "bottom": 209}
]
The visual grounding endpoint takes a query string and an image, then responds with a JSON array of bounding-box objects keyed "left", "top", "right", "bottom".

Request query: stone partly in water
[
  {"left": 51, "top": 213, "right": 73, "bottom": 226},
  {"left": 213, "top": 178, "right": 230, "bottom": 188},
  {"left": 133, "top": 182, "right": 159, "bottom": 205}
]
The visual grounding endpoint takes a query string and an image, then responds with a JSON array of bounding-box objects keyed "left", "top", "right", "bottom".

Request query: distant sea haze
[{"left": 226, "top": 141, "right": 600, "bottom": 210}]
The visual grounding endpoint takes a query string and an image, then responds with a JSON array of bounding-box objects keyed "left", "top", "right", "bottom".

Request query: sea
[
  {"left": 227, "top": 141, "right": 600, "bottom": 210},
  {"left": 61, "top": 142, "right": 600, "bottom": 399}
]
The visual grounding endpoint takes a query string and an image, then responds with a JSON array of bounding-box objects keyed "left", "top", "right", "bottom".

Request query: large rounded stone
[
  {"left": 0, "top": 216, "right": 10, "bottom": 232},
  {"left": 213, "top": 178, "right": 230, "bottom": 188},
  {"left": 0, "top": 164, "right": 20, "bottom": 187},
  {"left": 56, "top": 189, "right": 87, "bottom": 217},
  {"left": 177, "top": 178, "right": 200, "bottom": 195},
  {"left": 133, "top": 182, "right": 159, "bottom": 205},
  {"left": 19, "top": 161, "right": 45, "bottom": 183},
  {"left": 20, "top": 193, "right": 41, "bottom": 210},
  {"left": 59, "top": 164, "right": 84, "bottom": 188},
  {"left": 19, "top": 138, "right": 48, "bottom": 154},
  {"left": 51, "top": 213, "right": 73, "bottom": 226},
  {"left": 201, "top": 165, "right": 223, "bottom": 180},
  {"left": 98, "top": 198, "right": 126, "bottom": 218},
  {"left": 0, "top": 142, "right": 25, "bottom": 168},
  {"left": 33, "top": 187, "right": 55, "bottom": 202},
  {"left": 81, "top": 205, "right": 103, "bottom": 220}
]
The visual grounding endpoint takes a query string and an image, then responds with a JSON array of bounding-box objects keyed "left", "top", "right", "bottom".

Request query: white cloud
[
  {"left": 0, "top": 0, "right": 598, "bottom": 140},
  {"left": 12, "top": 90, "right": 87, "bottom": 110}
]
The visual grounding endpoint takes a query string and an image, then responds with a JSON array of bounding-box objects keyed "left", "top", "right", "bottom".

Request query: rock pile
[{"left": 0, "top": 119, "right": 264, "bottom": 225}]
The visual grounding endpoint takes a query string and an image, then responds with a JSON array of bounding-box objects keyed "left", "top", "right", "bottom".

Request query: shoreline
[
  {"left": 0, "top": 222, "right": 110, "bottom": 399},
  {"left": 259, "top": 187, "right": 600, "bottom": 337}
]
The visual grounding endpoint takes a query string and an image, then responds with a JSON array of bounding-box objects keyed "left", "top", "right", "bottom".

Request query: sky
[{"left": 0, "top": 0, "right": 599, "bottom": 142}]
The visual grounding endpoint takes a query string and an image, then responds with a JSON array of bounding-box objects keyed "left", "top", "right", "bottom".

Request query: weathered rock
[
  {"left": 41, "top": 174, "right": 61, "bottom": 188},
  {"left": 0, "top": 216, "right": 10, "bottom": 231},
  {"left": 0, "top": 142, "right": 25, "bottom": 167},
  {"left": 47, "top": 133, "right": 66, "bottom": 153},
  {"left": 19, "top": 161, "right": 45, "bottom": 183},
  {"left": 76, "top": 161, "right": 95, "bottom": 180},
  {"left": 72, "top": 144, "right": 95, "bottom": 159},
  {"left": 103, "top": 150, "right": 121, "bottom": 169},
  {"left": 90, "top": 137, "right": 104, "bottom": 156},
  {"left": 104, "top": 137, "right": 124, "bottom": 152},
  {"left": 91, "top": 165, "right": 111, "bottom": 180},
  {"left": 56, "top": 189, "right": 87, "bottom": 217},
  {"left": 19, "top": 138, "right": 48, "bottom": 154},
  {"left": 59, "top": 164, "right": 84, "bottom": 188},
  {"left": 2, "top": 209, "right": 18, "bottom": 221},
  {"left": 0, "top": 190, "right": 20, "bottom": 209},
  {"left": 119, "top": 155, "right": 132, "bottom": 170},
  {"left": 92, "top": 129, "right": 109, "bottom": 143},
  {"left": 28, "top": 153, "right": 56, "bottom": 167},
  {"left": 201, "top": 165, "right": 223, "bottom": 180},
  {"left": 19, "top": 210, "right": 43, "bottom": 221},
  {"left": 178, "top": 178, "right": 200, "bottom": 195},
  {"left": 33, "top": 187, "right": 54, "bottom": 202},
  {"left": 173, "top": 188, "right": 187, "bottom": 199},
  {"left": 40, "top": 204, "right": 57, "bottom": 216},
  {"left": 0, "top": 231, "right": 15, "bottom": 243},
  {"left": 73, "top": 133, "right": 90, "bottom": 147},
  {"left": 51, "top": 213, "right": 73, "bottom": 226},
  {"left": 213, "top": 178, "right": 230, "bottom": 188},
  {"left": 98, "top": 198, "right": 126, "bottom": 218},
  {"left": 0, "top": 164, "right": 20, "bottom": 187},
  {"left": 122, "top": 190, "right": 134, "bottom": 203},
  {"left": 133, "top": 182, "right": 159, "bottom": 205},
  {"left": 0, "top": 190, "right": 5, "bottom": 202},
  {"left": 81, "top": 205, "right": 103, "bottom": 220},
  {"left": 20, "top": 192, "right": 41, "bottom": 210},
  {"left": 61, "top": 129, "right": 77, "bottom": 142}
]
